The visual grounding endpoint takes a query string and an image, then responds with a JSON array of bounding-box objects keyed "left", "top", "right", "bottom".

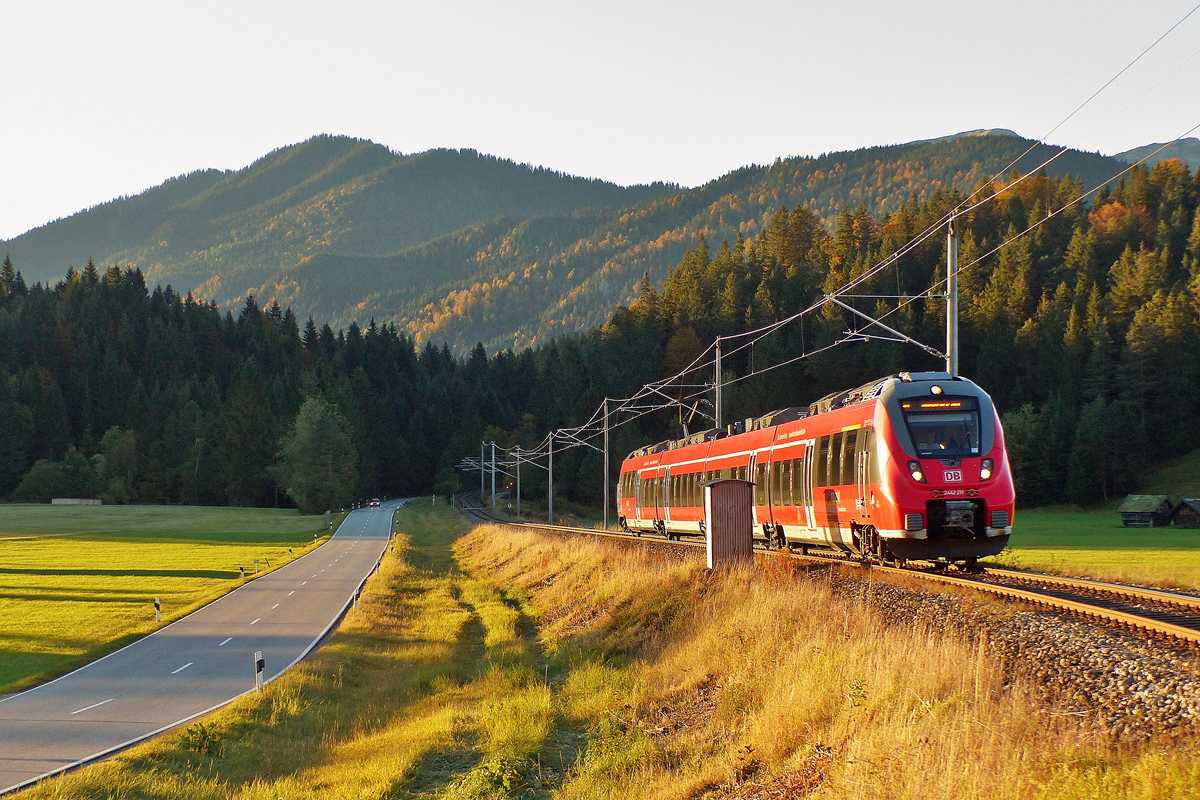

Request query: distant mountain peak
[
  {"left": 1113, "top": 137, "right": 1200, "bottom": 171},
  {"left": 905, "top": 128, "right": 1022, "bottom": 146}
]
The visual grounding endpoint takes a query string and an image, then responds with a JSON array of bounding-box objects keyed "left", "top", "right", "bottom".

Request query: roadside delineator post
[
  {"left": 254, "top": 651, "right": 265, "bottom": 691},
  {"left": 154, "top": 597, "right": 160, "bottom": 623},
  {"left": 288, "top": 547, "right": 293, "bottom": 560},
  {"left": 254, "top": 558, "right": 260, "bottom": 574},
  {"left": 239, "top": 565, "right": 245, "bottom": 581}
]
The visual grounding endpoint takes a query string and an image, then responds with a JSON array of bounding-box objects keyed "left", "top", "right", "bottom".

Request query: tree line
[{"left": 1, "top": 158, "right": 1196, "bottom": 511}]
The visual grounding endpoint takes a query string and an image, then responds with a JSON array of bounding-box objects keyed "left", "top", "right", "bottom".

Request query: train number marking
[{"left": 943, "top": 469, "right": 963, "bottom": 483}]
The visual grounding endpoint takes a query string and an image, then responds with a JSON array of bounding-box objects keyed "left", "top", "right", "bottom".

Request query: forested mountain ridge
[
  {"left": 2, "top": 155, "right": 1196, "bottom": 511},
  {"left": 1115, "top": 137, "right": 1200, "bottom": 172},
  {"left": 5, "top": 133, "right": 1133, "bottom": 353},
  {"left": 358, "top": 134, "right": 1129, "bottom": 351},
  {"left": 3, "top": 134, "right": 673, "bottom": 315}
]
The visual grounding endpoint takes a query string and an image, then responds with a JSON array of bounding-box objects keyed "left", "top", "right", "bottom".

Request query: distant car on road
[{"left": 370, "top": 498, "right": 381, "bottom": 507}]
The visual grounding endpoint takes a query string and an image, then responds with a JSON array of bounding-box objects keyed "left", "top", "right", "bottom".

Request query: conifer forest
[{"left": 1, "top": 159, "right": 1197, "bottom": 511}]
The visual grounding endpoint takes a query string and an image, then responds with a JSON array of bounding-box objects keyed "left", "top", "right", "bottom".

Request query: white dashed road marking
[
  {"left": 71, "top": 699, "right": 113, "bottom": 715},
  {"left": 172, "top": 663, "right": 193, "bottom": 675}
]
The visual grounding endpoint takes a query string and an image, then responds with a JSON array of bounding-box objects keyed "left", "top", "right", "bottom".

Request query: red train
[{"left": 616, "top": 372, "right": 1014, "bottom": 565}]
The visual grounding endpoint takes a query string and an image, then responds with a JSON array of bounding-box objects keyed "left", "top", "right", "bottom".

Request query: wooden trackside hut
[
  {"left": 1117, "top": 495, "right": 1174, "bottom": 528},
  {"left": 1172, "top": 498, "right": 1200, "bottom": 528}
]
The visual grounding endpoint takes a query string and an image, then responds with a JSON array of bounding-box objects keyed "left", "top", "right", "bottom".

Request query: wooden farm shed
[
  {"left": 1117, "top": 495, "right": 1174, "bottom": 527},
  {"left": 1172, "top": 499, "right": 1200, "bottom": 528}
]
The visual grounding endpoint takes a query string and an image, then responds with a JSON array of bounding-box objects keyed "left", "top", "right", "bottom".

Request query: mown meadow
[
  {"left": 987, "top": 508, "right": 1200, "bottom": 590},
  {"left": 19, "top": 502, "right": 1199, "bottom": 800},
  {"left": 987, "top": 448, "right": 1200, "bottom": 590},
  {"left": 0, "top": 504, "right": 338, "bottom": 693}
]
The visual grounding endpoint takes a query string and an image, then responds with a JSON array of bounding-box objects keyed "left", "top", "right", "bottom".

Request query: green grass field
[
  {"left": 18, "top": 503, "right": 1199, "bottom": 800},
  {"left": 987, "top": 508, "right": 1200, "bottom": 590},
  {"left": 0, "top": 504, "right": 341, "bottom": 694},
  {"left": 985, "top": 448, "right": 1200, "bottom": 590}
]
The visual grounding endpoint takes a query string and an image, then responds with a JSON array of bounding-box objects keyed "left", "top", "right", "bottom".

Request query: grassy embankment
[
  {"left": 22, "top": 502, "right": 1199, "bottom": 800},
  {"left": 991, "top": 448, "right": 1200, "bottom": 590},
  {"left": 0, "top": 504, "right": 341, "bottom": 693}
]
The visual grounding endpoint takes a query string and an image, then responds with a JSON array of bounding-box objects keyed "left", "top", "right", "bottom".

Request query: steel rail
[
  {"left": 982, "top": 567, "right": 1200, "bottom": 612},
  {"left": 452, "top": 494, "right": 1200, "bottom": 647}
]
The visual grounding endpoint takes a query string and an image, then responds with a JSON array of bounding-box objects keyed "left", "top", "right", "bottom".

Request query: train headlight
[
  {"left": 930, "top": 385, "right": 943, "bottom": 395},
  {"left": 980, "top": 458, "right": 994, "bottom": 481},
  {"left": 908, "top": 461, "right": 925, "bottom": 483}
]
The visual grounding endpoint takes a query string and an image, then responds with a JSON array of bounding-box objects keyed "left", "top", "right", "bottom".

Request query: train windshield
[{"left": 900, "top": 396, "right": 981, "bottom": 458}]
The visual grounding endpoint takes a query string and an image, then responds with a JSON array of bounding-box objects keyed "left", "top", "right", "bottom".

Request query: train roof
[
  {"left": 624, "top": 406, "right": 809, "bottom": 460},
  {"left": 623, "top": 372, "right": 988, "bottom": 462},
  {"left": 808, "top": 371, "right": 981, "bottom": 415}
]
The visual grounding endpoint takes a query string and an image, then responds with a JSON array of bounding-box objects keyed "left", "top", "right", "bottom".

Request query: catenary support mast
[
  {"left": 603, "top": 399, "right": 610, "bottom": 530},
  {"left": 946, "top": 214, "right": 959, "bottom": 377},
  {"left": 714, "top": 337, "right": 723, "bottom": 430}
]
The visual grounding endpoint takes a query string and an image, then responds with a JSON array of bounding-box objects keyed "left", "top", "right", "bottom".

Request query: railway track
[{"left": 454, "top": 493, "right": 1200, "bottom": 647}]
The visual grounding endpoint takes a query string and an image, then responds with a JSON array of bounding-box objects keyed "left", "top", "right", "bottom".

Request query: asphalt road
[{"left": 0, "top": 500, "right": 404, "bottom": 795}]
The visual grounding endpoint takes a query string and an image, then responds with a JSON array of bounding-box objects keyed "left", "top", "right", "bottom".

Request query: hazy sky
[{"left": 2, "top": 0, "right": 1198, "bottom": 241}]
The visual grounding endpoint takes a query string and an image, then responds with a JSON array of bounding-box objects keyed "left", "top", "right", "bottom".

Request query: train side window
[
  {"left": 829, "top": 433, "right": 843, "bottom": 486},
  {"left": 778, "top": 460, "right": 790, "bottom": 505},
  {"left": 865, "top": 430, "right": 879, "bottom": 483},
  {"left": 816, "top": 434, "right": 825, "bottom": 484},
  {"left": 754, "top": 463, "right": 767, "bottom": 505},
  {"left": 842, "top": 433, "right": 856, "bottom": 485}
]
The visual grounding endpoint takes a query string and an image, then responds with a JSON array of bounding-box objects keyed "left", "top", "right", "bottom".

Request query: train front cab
[{"left": 873, "top": 373, "right": 1013, "bottom": 563}]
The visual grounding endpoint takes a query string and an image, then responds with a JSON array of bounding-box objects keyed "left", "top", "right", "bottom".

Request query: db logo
[{"left": 943, "top": 470, "right": 963, "bottom": 483}]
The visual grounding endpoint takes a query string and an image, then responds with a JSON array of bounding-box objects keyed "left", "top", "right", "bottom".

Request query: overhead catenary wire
[
  {"left": 472, "top": 7, "right": 1200, "bottom": 470},
  {"left": 532, "top": 117, "right": 1200, "bottom": 464},
  {"left": 725, "top": 123, "right": 1200, "bottom": 393},
  {"left": 499, "top": 121, "right": 1200, "bottom": 464}
]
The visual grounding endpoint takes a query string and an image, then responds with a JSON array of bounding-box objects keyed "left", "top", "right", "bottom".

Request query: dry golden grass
[
  {"left": 459, "top": 526, "right": 1200, "bottom": 799},
  {"left": 17, "top": 506, "right": 1199, "bottom": 800}
]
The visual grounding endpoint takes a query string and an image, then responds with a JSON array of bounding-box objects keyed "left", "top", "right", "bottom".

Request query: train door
[
  {"left": 855, "top": 429, "right": 873, "bottom": 520},
  {"left": 663, "top": 467, "right": 672, "bottom": 522},
  {"left": 656, "top": 469, "right": 666, "bottom": 522},
  {"left": 748, "top": 452, "right": 759, "bottom": 527},
  {"left": 634, "top": 471, "right": 643, "bottom": 524},
  {"left": 801, "top": 441, "right": 815, "bottom": 529}
]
